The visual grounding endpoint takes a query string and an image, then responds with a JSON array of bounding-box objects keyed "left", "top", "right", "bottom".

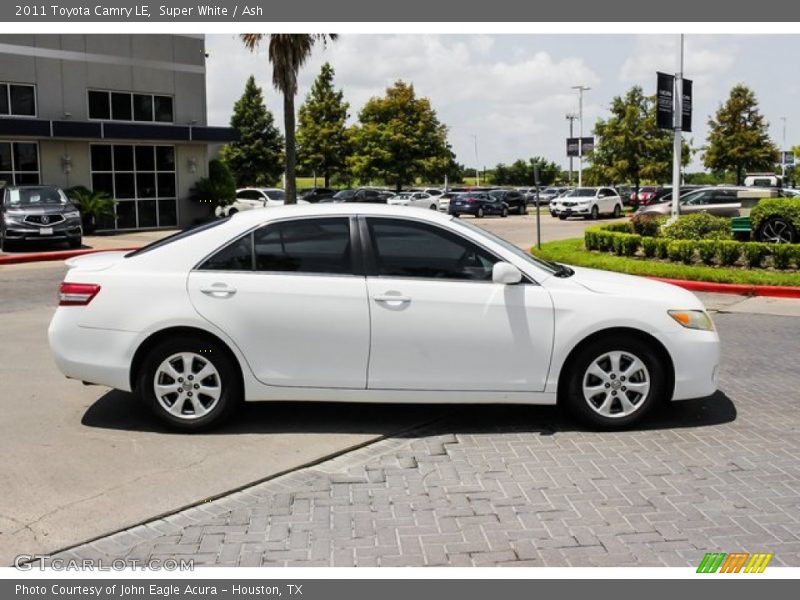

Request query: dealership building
[{"left": 0, "top": 34, "right": 237, "bottom": 230}]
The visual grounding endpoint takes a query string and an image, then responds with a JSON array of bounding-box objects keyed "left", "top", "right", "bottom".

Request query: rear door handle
[
  {"left": 373, "top": 293, "right": 411, "bottom": 304},
  {"left": 200, "top": 284, "right": 237, "bottom": 298}
]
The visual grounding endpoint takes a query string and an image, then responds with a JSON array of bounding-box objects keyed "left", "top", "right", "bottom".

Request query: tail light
[
  {"left": 465, "top": 198, "right": 476, "bottom": 204},
  {"left": 59, "top": 282, "right": 101, "bottom": 306}
]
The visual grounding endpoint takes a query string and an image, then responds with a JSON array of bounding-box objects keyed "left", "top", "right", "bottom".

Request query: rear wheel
[
  {"left": 612, "top": 204, "right": 622, "bottom": 218},
  {"left": 138, "top": 336, "right": 242, "bottom": 431},
  {"left": 563, "top": 335, "right": 666, "bottom": 430},
  {"left": 227, "top": 208, "right": 238, "bottom": 216},
  {"left": 476, "top": 207, "right": 485, "bottom": 218},
  {"left": 430, "top": 204, "right": 438, "bottom": 210},
  {"left": 501, "top": 207, "right": 509, "bottom": 218},
  {"left": 590, "top": 205, "right": 599, "bottom": 220},
  {"left": 757, "top": 216, "right": 797, "bottom": 244},
  {"left": 518, "top": 204, "right": 526, "bottom": 215}
]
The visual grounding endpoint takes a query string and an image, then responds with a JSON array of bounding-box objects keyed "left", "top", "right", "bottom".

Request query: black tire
[
  {"left": 476, "top": 207, "right": 485, "bottom": 218},
  {"left": 501, "top": 207, "right": 508, "bottom": 218},
  {"left": 612, "top": 204, "right": 622, "bottom": 218},
  {"left": 558, "top": 214, "right": 567, "bottom": 220},
  {"left": 590, "top": 205, "right": 599, "bottom": 220},
  {"left": 227, "top": 208, "right": 238, "bottom": 216},
  {"left": 518, "top": 204, "right": 526, "bottom": 215},
  {"left": 562, "top": 334, "right": 666, "bottom": 430},
  {"left": 757, "top": 216, "right": 797, "bottom": 244},
  {"left": 68, "top": 237, "right": 82, "bottom": 249},
  {"left": 0, "top": 232, "right": 6, "bottom": 253},
  {"left": 137, "top": 335, "right": 242, "bottom": 432},
  {"left": 430, "top": 204, "right": 438, "bottom": 210}
]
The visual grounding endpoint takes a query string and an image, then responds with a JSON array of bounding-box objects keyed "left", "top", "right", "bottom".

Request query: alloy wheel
[
  {"left": 760, "top": 218, "right": 796, "bottom": 244},
  {"left": 153, "top": 352, "right": 222, "bottom": 420},
  {"left": 582, "top": 351, "right": 651, "bottom": 418}
]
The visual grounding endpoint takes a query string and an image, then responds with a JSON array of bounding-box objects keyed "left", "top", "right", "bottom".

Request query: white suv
[
  {"left": 551, "top": 187, "right": 623, "bottom": 220},
  {"left": 216, "top": 188, "right": 308, "bottom": 217}
]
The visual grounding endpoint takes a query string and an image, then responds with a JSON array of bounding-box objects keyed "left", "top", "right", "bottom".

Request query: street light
[
  {"left": 572, "top": 85, "right": 590, "bottom": 187},
  {"left": 566, "top": 113, "right": 578, "bottom": 185}
]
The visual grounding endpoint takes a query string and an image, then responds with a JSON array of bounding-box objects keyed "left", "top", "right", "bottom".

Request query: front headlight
[
  {"left": 3, "top": 212, "right": 23, "bottom": 224},
  {"left": 668, "top": 310, "right": 715, "bottom": 331},
  {"left": 64, "top": 210, "right": 81, "bottom": 219}
]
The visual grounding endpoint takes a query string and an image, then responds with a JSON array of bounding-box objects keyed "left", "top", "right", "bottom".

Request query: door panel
[{"left": 366, "top": 278, "right": 554, "bottom": 391}]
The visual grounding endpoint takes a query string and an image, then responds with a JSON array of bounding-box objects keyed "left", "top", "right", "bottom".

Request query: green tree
[
  {"left": 241, "top": 34, "right": 338, "bottom": 204},
  {"left": 491, "top": 157, "right": 560, "bottom": 186},
  {"left": 703, "top": 84, "right": 779, "bottom": 185},
  {"left": 591, "top": 86, "right": 690, "bottom": 197},
  {"left": 348, "top": 80, "right": 452, "bottom": 191},
  {"left": 220, "top": 75, "right": 284, "bottom": 187},
  {"left": 296, "top": 63, "right": 350, "bottom": 187},
  {"left": 191, "top": 159, "right": 237, "bottom": 209}
]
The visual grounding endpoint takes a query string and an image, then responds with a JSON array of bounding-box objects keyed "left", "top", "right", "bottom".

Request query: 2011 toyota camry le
[{"left": 48, "top": 204, "right": 720, "bottom": 432}]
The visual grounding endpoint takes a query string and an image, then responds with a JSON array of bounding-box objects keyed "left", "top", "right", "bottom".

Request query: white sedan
[
  {"left": 49, "top": 204, "right": 719, "bottom": 432},
  {"left": 215, "top": 188, "right": 308, "bottom": 217},
  {"left": 387, "top": 192, "right": 439, "bottom": 210}
]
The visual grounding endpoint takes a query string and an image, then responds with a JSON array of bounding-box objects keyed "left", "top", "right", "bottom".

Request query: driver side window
[{"left": 366, "top": 218, "right": 499, "bottom": 281}]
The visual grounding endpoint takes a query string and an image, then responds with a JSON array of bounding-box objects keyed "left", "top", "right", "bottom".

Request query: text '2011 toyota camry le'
[{"left": 48, "top": 204, "right": 719, "bottom": 431}]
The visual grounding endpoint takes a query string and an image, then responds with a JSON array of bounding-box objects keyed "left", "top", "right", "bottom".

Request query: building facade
[{"left": 0, "top": 34, "right": 237, "bottom": 230}]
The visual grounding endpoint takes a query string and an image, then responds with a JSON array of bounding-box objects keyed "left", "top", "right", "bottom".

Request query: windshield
[
  {"left": 333, "top": 190, "right": 354, "bottom": 199},
  {"left": 6, "top": 187, "right": 68, "bottom": 207},
  {"left": 452, "top": 218, "right": 558, "bottom": 275},
  {"left": 567, "top": 188, "right": 597, "bottom": 198}
]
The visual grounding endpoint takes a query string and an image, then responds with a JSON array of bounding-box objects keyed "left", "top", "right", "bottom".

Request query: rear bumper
[{"left": 48, "top": 308, "right": 136, "bottom": 391}]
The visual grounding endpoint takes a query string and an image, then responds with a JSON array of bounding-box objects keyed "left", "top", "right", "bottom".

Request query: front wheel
[
  {"left": 138, "top": 336, "right": 242, "bottom": 431},
  {"left": 68, "top": 237, "right": 82, "bottom": 249},
  {"left": 612, "top": 204, "right": 622, "bottom": 218},
  {"left": 501, "top": 207, "right": 508, "bottom": 218},
  {"left": 476, "top": 207, "right": 485, "bottom": 218},
  {"left": 563, "top": 335, "right": 666, "bottom": 429},
  {"left": 518, "top": 204, "right": 526, "bottom": 215},
  {"left": 590, "top": 205, "right": 599, "bottom": 220},
  {"left": 430, "top": 204, "right": 438, "bottom": 210}
]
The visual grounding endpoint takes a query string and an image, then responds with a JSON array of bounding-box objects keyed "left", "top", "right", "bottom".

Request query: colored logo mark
[{"left": 696, "top": 552, "right": 773, "bottom": 573}]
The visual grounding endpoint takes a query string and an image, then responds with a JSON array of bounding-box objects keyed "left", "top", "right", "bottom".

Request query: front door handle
[
  {"left": 200, "top": 283, "right": 237, "bottom": 298},
  {"left": 373, "top": 293, "right": 411, "bottom": 304}
]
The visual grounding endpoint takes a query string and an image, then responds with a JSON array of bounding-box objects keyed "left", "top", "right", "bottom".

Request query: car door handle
[
  {"left": 200, "top": 284, "right": 237, "bottom": 298},
  {"left": 373, "top": 293, "right": 411, "bottom": 304}
]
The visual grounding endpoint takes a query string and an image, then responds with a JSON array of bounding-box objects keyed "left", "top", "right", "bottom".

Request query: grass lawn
[{"left": 531, "top": 238, "right": 800, "bottom": 287}]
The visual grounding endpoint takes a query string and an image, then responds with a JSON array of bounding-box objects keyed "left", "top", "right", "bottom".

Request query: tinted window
[
  {"left": 254, "top": 218, "right": 352, "bottom": 275},
  {"left": 133, "top": 94, "right": 153, "bottom": 121},
  {"left": 367, "top": 218, "right": 498, "bottom": 281},
  {"left": 200, "top": 234, "right": 254, "bottom": 271},
  {"left": 9, "top": 85, "right": 35, "bottom": 116},
  {"left": 709, "top": 190, "right": 738, "bottom": 204},
  {"left": 154, "top": 96, "right": 173, "bottom": 122},
  {"left": 263, "top": 190, "right": 285, "bottom": 200},
  {"left": 111, "top": 92, "right": 132, "bottom": 120},
  {"left": 237, "top": 190, "right": 263, "bottom": 200},
  {"left": 0, "top": 84, "right": 8, "bottom": 114},
  {"left": 88, "top": 91, "right": 110, "bottom": 119}
]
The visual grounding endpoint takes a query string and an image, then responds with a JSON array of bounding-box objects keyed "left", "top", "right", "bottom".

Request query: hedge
[{"left": 584, "top": 223, "right": 800, "bottom": 270}]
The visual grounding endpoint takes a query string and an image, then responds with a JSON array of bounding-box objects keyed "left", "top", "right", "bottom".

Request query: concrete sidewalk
[
  {"left": 697, "top": 292, "right": 800, "bottom": 318},
  {"left": 0, "top": 229, "right": 177, "bottom": 257}
]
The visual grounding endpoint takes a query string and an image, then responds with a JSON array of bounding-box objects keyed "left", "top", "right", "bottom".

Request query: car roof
[
  {"left": 237, "top": 187, "right": 283, "bottom": 192},
  {"left": 226, "top": 202, "right": 458, "bottom": 227}
]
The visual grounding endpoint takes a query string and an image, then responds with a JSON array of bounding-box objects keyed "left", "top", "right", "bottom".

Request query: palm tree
[{"left": 241, "top": 34, "right": 337, "bottom": 204}]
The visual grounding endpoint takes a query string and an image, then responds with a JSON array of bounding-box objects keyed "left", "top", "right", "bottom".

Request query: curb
[
  {"left": 0, "top": 247, "right": 139, "bottom": 266},
  {"left": 649, "top": 277, "right": 800, "bottom": 299}
]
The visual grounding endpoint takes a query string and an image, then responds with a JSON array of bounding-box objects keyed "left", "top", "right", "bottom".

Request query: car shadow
[{"left": 81, "top": 389, "right": 736, "bottom": 437}]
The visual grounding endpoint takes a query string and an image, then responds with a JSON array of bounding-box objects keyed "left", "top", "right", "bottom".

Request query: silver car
[
  {"left": 1, "top": 185, "right": 83, "bottom": 251},
  {"left": 635, "top": 187, "right": 747, "bottom": 218}
]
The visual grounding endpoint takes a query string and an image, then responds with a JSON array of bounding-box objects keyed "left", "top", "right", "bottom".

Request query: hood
[
  {"left": 65, "top": 251, "right": 128, "bottom": 272},
  {"left": 568, "top": 265, "right": 705, "bottom": 308}
]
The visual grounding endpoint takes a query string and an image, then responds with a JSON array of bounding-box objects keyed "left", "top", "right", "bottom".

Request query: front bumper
[
  {"left": 4, "top": 221, "right": 82, "bottom": 242},
  {"left": 661, "top": 329, "right": 720, "bottom": 400}
]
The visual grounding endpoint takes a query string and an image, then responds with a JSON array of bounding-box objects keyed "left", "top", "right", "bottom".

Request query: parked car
[
  {"left": 646, "top": 185, "right": 703, "bottom": 206},
  {"left": 409, "top": 187, "right": 444, "bottom": 197},
  {"left": 298, "top": 187, "right": 335, "bottom": 203},
  {"left": 489, "top": 189, "right": 527, "bottom": 215},
  {"left": 216, "top": 188, "right": 301, "bottom": 218},
  {"left": 635, "top": 187, "right": 747, "bottom": 218},
  {"left": 330, "top": 188, "right": 391, "bottom": 204},
  {"left": 49, "top": 204, "right": 720, "bottom": 432},
  {"left": 449, "top": 192, "right": 509, "bottom": 218},
  {"left": 537, "top": 187, "right": 564, "bottom": 205},
  {"left": 387, "top": 191, "right": 439, "bottom": 210},
  {"left": 1, "top": 185, "right": 83, "bottom": 250},
  {"left": 629, "top": 186, "right": 660, "bottom": 207},
  {"left": 551, "top": 187, "right": 623, "bottom": 220},
  {"left": 437, "top": 191, "right": 462, "bottom": 212}
]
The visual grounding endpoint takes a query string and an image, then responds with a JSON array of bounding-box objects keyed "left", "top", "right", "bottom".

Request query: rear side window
[
  {"left": 200, "top": 234, "right": 253, "bottom": 271},
  {"left": 253, "top": 218, "right": 352, "bottom": 275}
]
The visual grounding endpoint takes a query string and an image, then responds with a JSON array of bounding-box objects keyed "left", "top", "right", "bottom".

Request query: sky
[{"left": 205, "top": 34, "right": 799, "bottom": 174}]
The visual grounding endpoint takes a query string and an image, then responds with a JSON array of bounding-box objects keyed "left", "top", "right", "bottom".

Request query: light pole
[
  {"left": 472, "top": 134, "right": 480, "bottom": 187},
  {"left": 670, "top": 34, "right": 684, "bottom": 222},
  {"left": 781, "top": 116, "right": 787, "bottom": 179},
  {"left": 566, "top": 113, "right": 578, "bottom": 185},
  {"left": 572, "top": 85, "right": 590, "bottom": 187}
]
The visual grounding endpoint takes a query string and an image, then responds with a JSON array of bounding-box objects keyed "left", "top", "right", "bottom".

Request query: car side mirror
[{"left": 492, "top": 262, "right": 522, "bottom": 285}]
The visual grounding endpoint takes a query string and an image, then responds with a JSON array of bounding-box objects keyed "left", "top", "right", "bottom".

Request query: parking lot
[{"left": 2, "top": 213, "right": 800, "bottom": 567}]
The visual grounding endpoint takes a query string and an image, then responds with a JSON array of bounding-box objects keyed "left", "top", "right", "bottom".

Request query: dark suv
[
  {"left": 488, "top": 189, "right": 527, "bottom": 215},
  {"left": 1, "top": 185, "right": 82, "bottom": 251}
]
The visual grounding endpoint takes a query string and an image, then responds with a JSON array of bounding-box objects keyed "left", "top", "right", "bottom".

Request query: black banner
[
  {"left": 567, "top": 137, "right": 580, "bottom": 157},
  {"left": 682, "top": 78, "right": 693, "bottom": 132},
  {"left": 656, "top": 72, "right": 675, "bottom": 130}
]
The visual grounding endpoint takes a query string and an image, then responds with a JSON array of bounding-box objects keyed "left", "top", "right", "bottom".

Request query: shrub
[
  {"left": 661, "top": 212, "right": 732, "bottom": 241},
  {"left": 596, "top": 231, "right": 614, "bottom": 252},
  {"left": 751, "top": 198, "right": 800, "bottom": 234},
  {"left": 742, "top": 242, "right": 769, "bottom": 268},
  {"left": 666, "top": 240, "right": 695, "bottom": 264},
  {"left": 603, "top": 221, "right": 635, "bottom": 234},
  {"left": 715, "top": 240, "right": 741, "bottom": 266},
  {"left": 770, "top": 244, "right": 794, "bottom": 270},
  {"left": 630, "top": 213, "right": 664, "bottom": 237},
  {"left": 190, "top": 159, "right": 237, "bottom": 208},
  {"left": 641, "top": 236, "right": 659, "bottom": 258},
  {"left": 611, "top": 233, "right": 641, "bottom": 256},
  {"left": 697, "top": 240, "right": 717, "bottom": 265},
  {"left": 656, "top": 238, "right": 671, "bottom": 259}
]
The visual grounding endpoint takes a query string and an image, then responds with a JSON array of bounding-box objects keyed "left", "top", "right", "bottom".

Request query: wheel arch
[
  {"left": 130, "top": 326, "right": 245, "bottom": 393},
  {"left": 556, "top": 326, "right": 675, "bottom": 404}
]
